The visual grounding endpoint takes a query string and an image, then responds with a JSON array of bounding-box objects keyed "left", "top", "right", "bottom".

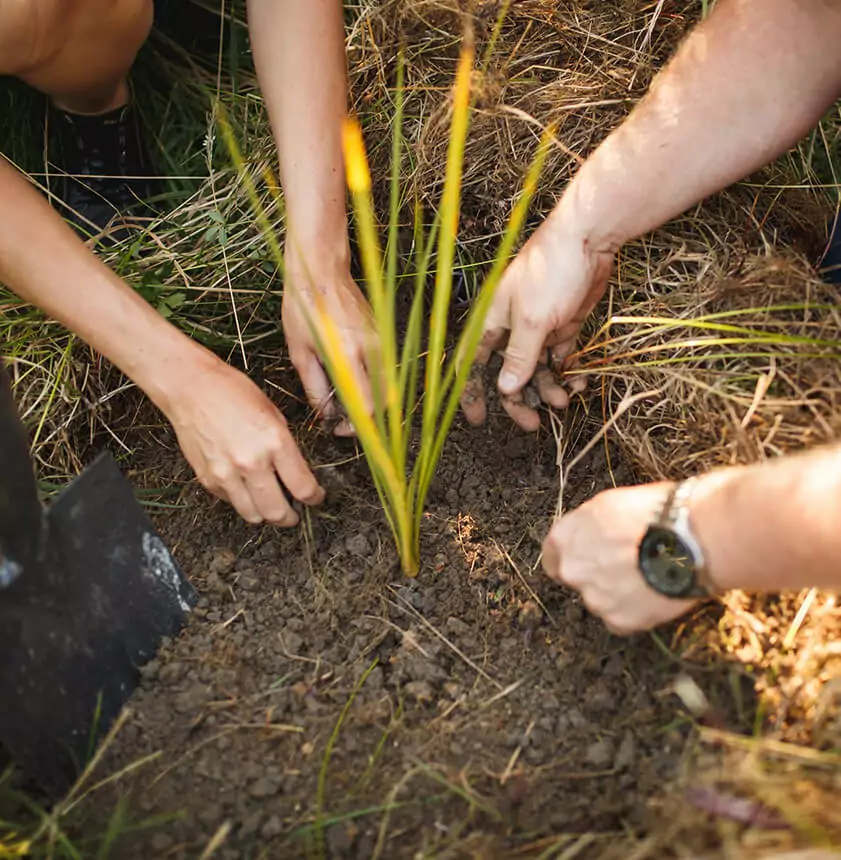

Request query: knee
[
  {"left": 0, "top": 0, "right": 40, "bottom": 75},
  {"left": 0, "top": 0, "right": 154, "bottom": 78}
]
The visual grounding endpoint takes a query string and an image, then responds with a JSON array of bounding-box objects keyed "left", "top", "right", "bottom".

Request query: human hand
[
  {"left": 460, "top": 216, "right": 613, "bottom": 431},
  {"left": 541, "top": 483, "right": 698, "bottom": 635},
  {"left": 165, "top": 356, "right": 325, "bottom": 526},
  {"left": 282, "top": 246, "right": 375, "bottom": 436}
]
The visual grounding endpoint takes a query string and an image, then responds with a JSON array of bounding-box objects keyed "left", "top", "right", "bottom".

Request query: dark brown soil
[{"left": 72, "top": 385, "right": 740, "bottom": 860}]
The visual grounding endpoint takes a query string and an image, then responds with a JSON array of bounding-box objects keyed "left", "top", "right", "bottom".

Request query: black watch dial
[{"left": 638, "top": 526, "right": 697, "bottom": 598}]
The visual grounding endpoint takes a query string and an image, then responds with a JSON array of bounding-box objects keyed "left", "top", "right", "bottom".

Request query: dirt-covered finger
[
  {"left": 460, "top": 327, "right": 504, "bottom": 426},
  {"left": 244, "top": 470, "right": 298, "bottom": 527},
  {"left": 500, "top": 387, "right": 541, "bottom": 432},
  {"left": 534, "top": 366, "right": 571, "bottom": 410},
  {"left": 460, "top": 362, "right": 488, "bottom": 426},
  {"left": 272, "top": 440, "right": 325, "bottom": 507}
]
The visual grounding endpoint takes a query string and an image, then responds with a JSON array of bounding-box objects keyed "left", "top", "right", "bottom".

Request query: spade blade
[{"left": 0, "top": 451, "right": 196, "bottom": 799}]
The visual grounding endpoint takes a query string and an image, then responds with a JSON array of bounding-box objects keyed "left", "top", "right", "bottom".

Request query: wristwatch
[{"left": 638, "top": 478, "right": 712, "bottom": 599}]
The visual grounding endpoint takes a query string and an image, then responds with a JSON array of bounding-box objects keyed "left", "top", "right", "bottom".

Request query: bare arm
[
  {"left": 557, "top": 0, "right": 841, "bottom": 250},
  {"left": 246, "top": 0, "right": 349, "bottom": 264},
  {"left": 0, "top": 157, "right": 204, "bottom": 412},
  {"left": 0, "top": 157, "right": 323, "bottom": 524},
  {"left": 246, "top": 0, "right": 375, "bottom": 431},
  {"left": 693, "top": 444, "right": 841, "bottom": 593}
]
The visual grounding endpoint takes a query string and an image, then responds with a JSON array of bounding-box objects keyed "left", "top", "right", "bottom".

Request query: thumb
[{"left": 498, "top": 318, "right": 547, "bottom": 396}]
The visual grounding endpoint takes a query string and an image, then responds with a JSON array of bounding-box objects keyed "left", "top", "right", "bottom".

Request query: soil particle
[
  {"left": 585, "top": 737, "right": 616, "bottom": 769},
  {"left": 327, "top": 822, "right": 354, "bottom": 855},
  {"left": 403, "top": 680, "right": 435, "bottom": 703},
  {"left": 344, "top": 531, "right": 373, "bottom": 557},
  {"left": 249, "top": 776, "right": 281, "bottom": 799},
  {"left": 261, "top": 814, "right": 284, "bottom": 840},
  {"left": 173, "top": 682, "right": 209, "bottom": 714},
  {"left": 615, "top": 730, "right": 638, "bottom": 770},
  {"left": 208, "top": 548, "right": 237, "bottom": 576}
]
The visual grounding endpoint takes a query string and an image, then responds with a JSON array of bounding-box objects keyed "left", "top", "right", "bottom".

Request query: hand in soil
[
  {"left": 281, "top": 246, "right": 375, "bottom": 437},
  {"left": 166, "top": 358, "right": 325, "bottom": 525},
  {"left": 460, "top": 214, "right": 612, "bottom": 430},
  {"left": 542, "top": 482, "right": 698, "bottom": 635}
]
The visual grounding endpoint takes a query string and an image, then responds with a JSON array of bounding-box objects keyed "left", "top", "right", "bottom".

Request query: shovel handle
[{"left": 0, "top": 360, "right": 44, "bottom": 584}]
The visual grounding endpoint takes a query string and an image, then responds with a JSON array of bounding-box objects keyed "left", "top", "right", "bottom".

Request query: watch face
[{"left": 639, "top": 527, "right": 697, "bottom": 598}]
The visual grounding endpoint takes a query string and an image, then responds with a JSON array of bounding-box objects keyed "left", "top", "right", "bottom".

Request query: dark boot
[{"left": 47, "top": 99, "right": 159, "bottom": 241}]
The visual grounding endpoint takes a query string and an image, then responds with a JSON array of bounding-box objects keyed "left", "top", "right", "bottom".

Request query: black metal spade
[{"left": 0, "top": 361, "right": 196, "bottom": 799}]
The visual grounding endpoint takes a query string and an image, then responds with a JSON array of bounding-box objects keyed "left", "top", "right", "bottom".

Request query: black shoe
[{"left": 47, "top": 100, "right": 159, "bottom": 240}]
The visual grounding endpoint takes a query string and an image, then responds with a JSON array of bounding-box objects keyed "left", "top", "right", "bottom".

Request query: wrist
[
  {"left": 284, "top": 229, "right": 351, "bottom": 282},
  {"left": 551, "top": 162, "right": 626, "bottom": 254},
  {"left": 131, "top": 332, "right": 223, "bottom": 419},
  {"left": 685, "top": 467, "right": 747, "bottom": 593}
]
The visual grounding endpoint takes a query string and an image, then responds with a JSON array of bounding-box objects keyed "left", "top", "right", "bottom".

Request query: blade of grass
[
  {"left": 385, "top": 54, "right": 407, "bottom": 466},
  {"left": 413, "top": 125, "right": 555, "bottom": 518},
  {"left": 314, "top": 660, "right": 379, "bottom": 859},
  {"left": 342, "top": 118, "right": 391, "bottom": 434},
  {"left": 420, "top": 42, "right": 474, "bottom": 448}
]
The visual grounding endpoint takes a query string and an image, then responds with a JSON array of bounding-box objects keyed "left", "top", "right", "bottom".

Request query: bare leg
[{"left": 0, "top": 0, "right": 153, "bottom": 115}]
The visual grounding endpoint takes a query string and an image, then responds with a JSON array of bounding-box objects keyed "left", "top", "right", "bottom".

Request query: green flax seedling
[{"left": 223, "top": 40, "right": 552, "bottom": 576}]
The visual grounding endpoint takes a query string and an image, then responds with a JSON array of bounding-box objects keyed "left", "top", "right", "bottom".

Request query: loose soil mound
[{"left": 79, "top": 397, "right": 739, "bottom": 859}]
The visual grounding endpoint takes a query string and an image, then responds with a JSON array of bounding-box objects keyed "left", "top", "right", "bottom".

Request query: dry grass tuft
[
  {"left": 598, "top": 727, "right": 841, "bottom": 860},
  {"left": 581, "top": 249, "right": 841, "bottom": 481}
]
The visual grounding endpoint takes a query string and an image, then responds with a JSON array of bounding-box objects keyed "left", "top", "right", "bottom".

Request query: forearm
[
  {"left": 247, "top": 0, "right": 349, "bottom": 266},
  {"left": 0, "top": 158, "right": 216, "bottom": 414},
  {"left": 692, "top": 444, "right": 841, "bottom": 593},
  {"left": 554, "top": 0, "right": 841, "bottom": 250}
]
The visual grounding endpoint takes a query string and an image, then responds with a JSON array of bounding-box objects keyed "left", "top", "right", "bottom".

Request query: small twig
[
  {"left": 558, "top": 386, "right": 662, "bottom": 516},
  {"left": 500, "top": 719, "right": 534, "bottom": 784},
  {"left": 783, "top": 588, "right": 818, "bottom": 650},
  {"left": 387, "top": 587, "right": 503, "bottom": 690},
  {"left": 198, "top": 821, "right": 232, "bottom": 860},
  {"left": 494, "top": 540, "right": 557, "bottom": 626}
]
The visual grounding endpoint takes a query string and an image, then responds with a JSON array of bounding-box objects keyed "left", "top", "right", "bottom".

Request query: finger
[
  {"left": 243, "top": 467, "right": 299, "bottom": 528},
  {"left": 534, "top": 366, "right": 570, "bottom": 410},
  {"left": 333, "top": 416, "right": 356, "bottom": 437},
  {"left": 293, "top": 350, "right": 337, "bottom": 421},
  {"left": 498, "top": 316, "right": 549, "bottom": 397},
  {"left": 332, "top": 347, "right": 375, "bottom": 438},
  {"left": 460, "top": 363, "right": 488, "bottom": 427},
  {"left": 460, "top": 327, "right": 505, "bottom": 427},
  {"left": 500, "top": 388, "right": 541, "bottom": 432},
  {"left": 551, "top": 345, "right": 587, "bottom": 396},
  {"left": 541, "top": 522, "right": 563, "bottom": 583},
  {"left": 568, "top": 373, "right": 587, "bottom": 395},
  {"left": 224, "top": 477, "right": 264, "bottom": 525},
  {"left": 272, "top": 441, "right": 326, "bottom": 507}
]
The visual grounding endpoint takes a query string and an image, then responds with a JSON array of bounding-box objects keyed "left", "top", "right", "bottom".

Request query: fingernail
[{"left": 499, "top": 370, "right": 518, "bottom": 394}]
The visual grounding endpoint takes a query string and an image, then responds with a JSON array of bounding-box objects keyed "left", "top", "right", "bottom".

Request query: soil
[{"left": 65, "top": 377, "right": 749, "bottom": 860}]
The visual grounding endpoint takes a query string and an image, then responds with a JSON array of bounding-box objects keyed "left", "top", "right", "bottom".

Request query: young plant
[{"left": 221, "top": 40, "right": 552, "bottom": 576}]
